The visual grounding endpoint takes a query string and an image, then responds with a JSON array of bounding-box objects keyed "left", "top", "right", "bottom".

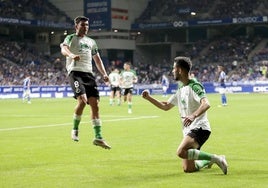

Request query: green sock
[
  {"left": 117, "top": 99, "right": 121, "bottom": 105},
  {"left": 128, "top": 102, "right": 132, "bottom": 109},
  {"left": 195, "top": 160, "right": 211, "bottom": 170},
  {"left": 109, "top": 99, "right": 114, "bottom": 105},
  {"left": 73, "top": 114, "right": 81, "bottom": 130},
  {"left": 92, "top": 119, "right": 102, "bottom": 139},
  {"left": 187, "top": 149, "right": 213, "bottom": 160}
]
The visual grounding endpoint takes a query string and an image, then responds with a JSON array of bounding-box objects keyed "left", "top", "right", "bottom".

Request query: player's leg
[
  {"left": 127, "top": 89, "right": 133, "bottom": 114},
  {"left": 220, "top": 87, "right": 227, "bottom": 106},
  {"left": 88, "top": 97, "right": 111, "bottom": 149},
  {"left": 162, "top": 86, "right": 167, "bottom": 97},
  {"left": 187, "top": 147, "right": 228, "bottom": 174},
  {"left": 109, "top": 88, "right": 115, "bottom": 106},
  {"left": 177, "top": 135, "right": 199, "bottom": 172},
  {"left": 27, "top": 90, "right": 31, "bottom": 103},
  {"left": 123, "top": 90, "right": 127, "bottom": 102},
  {"left": 115, "top": 89, "right": 121, "bottom": 105},
  {"left": 88, "top": 97, "right": 102, "bottom": 139},
  {"left": 177, "top": 129, "right": 228, "bottom": 174},
  {"left": 127, "top": 93, "right": 132, "bottom": 114},
  {"left": 221, "top": 94, "right": 227, "bottom": 105},
  {"left": 71, "top": 94, "right": 87, "bottom": 141},
  {"left": 22, "top": 90, "right": 26, "bottom": 102},
  {"left": 222, "top": 90, "right": 227, "bottom": 105},
  {"left": 69, "top": 73, "right": 87, "bottom": 142}
]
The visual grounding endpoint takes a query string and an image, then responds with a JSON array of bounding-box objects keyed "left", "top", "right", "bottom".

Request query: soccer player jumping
[{"left": 60, "top": 16, "right": 111, "bottom": 149}]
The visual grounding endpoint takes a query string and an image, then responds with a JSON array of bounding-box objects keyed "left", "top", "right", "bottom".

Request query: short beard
[{"left": 175, "top": 76, "right": 179, "bottom": 81}]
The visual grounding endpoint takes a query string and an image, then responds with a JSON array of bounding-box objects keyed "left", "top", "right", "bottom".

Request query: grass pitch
[{"left": 0, "top": 93, "right": 267, "bottom": 188}]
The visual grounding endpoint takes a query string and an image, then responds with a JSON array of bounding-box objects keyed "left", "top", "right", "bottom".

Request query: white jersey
[
  {"left": 109, "top": 71, "right": 121, "bottom": 87},
  {"left": 120, "top": 70, "right": 137, "bottom": 88},
  {"left": 61, "top": 34, "right": 98, "bottom": 74},
  {"left": 167, "top": 79, "right": 211, "bottom": 136}
]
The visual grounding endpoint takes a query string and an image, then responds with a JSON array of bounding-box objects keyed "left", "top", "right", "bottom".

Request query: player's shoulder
[
  {"left": 65, "top": 33, "right": 76, "bottom": 39},
  {"left": 84, "top": 35, "right": 96, "bottom": 42},
  {"left": 188, "top": 79, "right": 205, "bottom": 93},
  {"left": 130, "top": 69, "right": 137, "bottom": 75},
  {"left": 63, "top": 33, "right": 77, "bottom": 44}
]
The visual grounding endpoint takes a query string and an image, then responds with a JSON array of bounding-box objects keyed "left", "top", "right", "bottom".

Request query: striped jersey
[
  {"left": 219, "top": 71, "right": 227, "bottom": 87},
  {"left": 23, "top": 77, "right": 31, "bottom": 90}
]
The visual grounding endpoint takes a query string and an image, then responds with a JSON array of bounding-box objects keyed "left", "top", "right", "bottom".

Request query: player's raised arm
[{"left": 141, "top": 90, "right": 174, "bottom": 111}]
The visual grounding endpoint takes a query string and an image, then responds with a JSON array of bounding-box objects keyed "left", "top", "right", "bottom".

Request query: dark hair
[
  {"left": 74, "top": 16, "right": 89, "bottom": 25},
  {"left": 174, "top": 56, "right": 192, "bottom": 72}
]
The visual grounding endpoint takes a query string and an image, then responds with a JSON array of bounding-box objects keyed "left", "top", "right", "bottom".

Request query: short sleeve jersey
[
  {"left": 61, "top": 34, "right": 98, "bottom": 74},
  {"left": 120, "top": 70, "right": 137, "bottom": 88},
  {"left": 109, "top": 72, "right": 121, "bottom": 87},
  {"left": 167, "top": 79, "right": 211, "bottom": 136}
]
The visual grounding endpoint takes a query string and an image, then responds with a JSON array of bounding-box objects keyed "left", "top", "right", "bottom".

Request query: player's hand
[
  {"left": 141, "top": 90, "right": 150, "bottom": 99},
  {"left": 70, "top": 53, "right": 80, "bottom": 61},
  {"left": 183, "top": 115, "right": 196, "bottom": 127},
  {"left": 103, "top": 75, "right": 109, "bottom": 82}
]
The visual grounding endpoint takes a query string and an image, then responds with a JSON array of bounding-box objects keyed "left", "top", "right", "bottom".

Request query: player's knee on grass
[
  {"left": 182, "top": 160, "right": 197, "bottom": 173},
  {"left": 183, "top": 165, "right": 197, "bottom": 173}
]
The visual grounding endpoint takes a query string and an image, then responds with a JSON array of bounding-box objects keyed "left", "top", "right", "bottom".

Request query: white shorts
[
  {"left": 219, "top": 87, "right": 226, "bottom": 94},
  {"left": 24, "top": 89, "right": 31, "bottom": 95},
  {"left": 162, "top": 86, "right": 168, "bottom": 92}
]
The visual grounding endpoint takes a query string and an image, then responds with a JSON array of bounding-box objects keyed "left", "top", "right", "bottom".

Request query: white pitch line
[{"left": 0, "top": 116, "right": 159, "bottom": 132}]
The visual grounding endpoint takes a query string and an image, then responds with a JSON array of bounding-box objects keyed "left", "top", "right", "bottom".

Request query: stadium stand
[
  {"left": 0, "top": 0, "right": 72, "bottom": 22},
  {"left": 134, "top": 0, "right": 268, "bottom": 22},
  {"left": 0, "top": 0, "right": 267, "bottom": 87}
]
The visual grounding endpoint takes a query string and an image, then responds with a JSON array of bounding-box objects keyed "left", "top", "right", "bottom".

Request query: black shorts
[
  {"left": 110, "top": 86, "right": 121, "bottom": 93},
  {"left": 187, "top": 128, "right": 211, "bottom": 150},
  {"left": 68, "top": 71, "right": 99, "bottom": 99},
  {"left": 122, "top": 88, "right": 133, "bottom": 96}
]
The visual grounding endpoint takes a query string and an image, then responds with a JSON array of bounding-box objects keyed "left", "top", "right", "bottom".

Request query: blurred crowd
[
  {"left": 0, "top": 0, "right": 268, "bottom": 86},
  {"left": 0, "top": 0, "right": 71, "bottom": 22},
  {"left": 135, "top": 0, "right": 268, "bottom": 23},
  {"left": 0, "top": 35, "right": 267, "bottom": 87}
]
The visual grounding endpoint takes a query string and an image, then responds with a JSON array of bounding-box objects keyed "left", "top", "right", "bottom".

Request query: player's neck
[{"left": 181, "top": 77, "right": 190, "bottom": 86}]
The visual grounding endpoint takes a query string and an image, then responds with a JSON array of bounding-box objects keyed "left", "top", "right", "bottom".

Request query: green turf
[{"left": 0, "top": 93, "right": 268, "bottom": 188}]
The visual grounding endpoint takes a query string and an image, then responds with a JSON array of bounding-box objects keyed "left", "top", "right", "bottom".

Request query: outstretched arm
[{"left": 141, "top": 90, "right": 174, "bottom": 111}]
